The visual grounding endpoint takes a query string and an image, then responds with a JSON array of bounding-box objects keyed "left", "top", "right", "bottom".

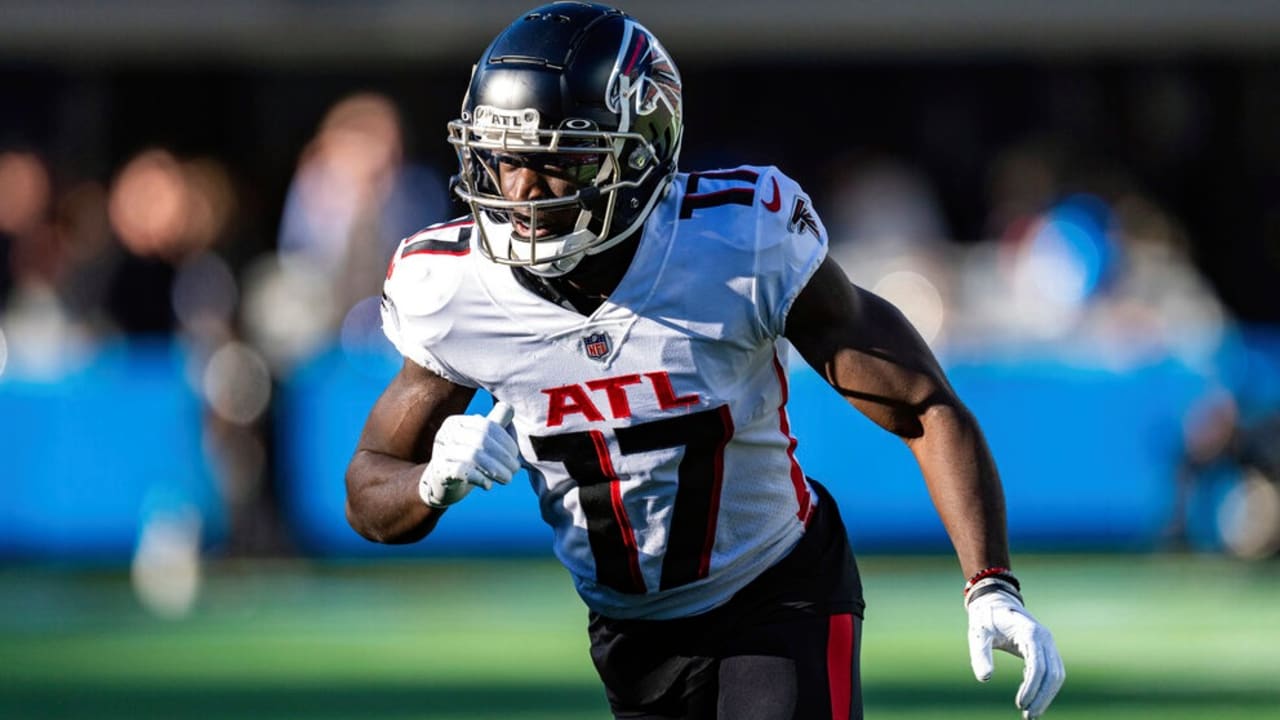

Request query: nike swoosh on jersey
[{"left": 761, "top": 177, "right": 782, "bottom": 212}]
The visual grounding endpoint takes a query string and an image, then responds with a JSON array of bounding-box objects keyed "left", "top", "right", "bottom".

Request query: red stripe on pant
[{"left": 827, "top": 613, "right": 855, "bottom": 720}]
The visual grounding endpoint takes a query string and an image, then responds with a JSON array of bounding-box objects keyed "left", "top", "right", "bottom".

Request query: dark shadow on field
[
  {"left": 865, "top": 681, "right": 1280, "bottom": 712},
  {"left": 0, "top": 682, "right": 609, "bottom": 719},
  {"left": 5, "top": 680, "right": 1280, "bottom": 719}
]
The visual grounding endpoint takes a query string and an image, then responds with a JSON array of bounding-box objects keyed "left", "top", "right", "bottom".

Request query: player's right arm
[{"left": 344, "top": 359, "right": 478, "bottom": 544}]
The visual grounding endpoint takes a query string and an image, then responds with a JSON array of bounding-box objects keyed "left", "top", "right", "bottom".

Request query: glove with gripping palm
[{"left": 419, "top": 402, "right": 519, "bottom": 508}]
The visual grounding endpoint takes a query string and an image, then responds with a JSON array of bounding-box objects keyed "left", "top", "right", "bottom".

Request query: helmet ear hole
[{"left": 628, "top": 146, "right": 653, "bottom": 171}]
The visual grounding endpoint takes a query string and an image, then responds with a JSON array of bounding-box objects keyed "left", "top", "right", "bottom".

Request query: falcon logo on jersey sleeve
[{"left": 787, "top": 197, "right": 821, "bottom": 240}]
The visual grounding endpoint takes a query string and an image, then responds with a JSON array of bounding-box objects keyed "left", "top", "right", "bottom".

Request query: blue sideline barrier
[
  {"left": 5, "top": 328, "right": 1279, "bottom": 560},
  {"left": 0, "top": 340, "right": 222, "bottom": 559}
]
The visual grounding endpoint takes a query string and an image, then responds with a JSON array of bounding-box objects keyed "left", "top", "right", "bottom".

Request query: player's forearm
[
  {"left": 345, "top": 449, "right": 444, "bottom": 544},
  {"left": 905, "top": 401, "right": 1011, "bottom": 578}
]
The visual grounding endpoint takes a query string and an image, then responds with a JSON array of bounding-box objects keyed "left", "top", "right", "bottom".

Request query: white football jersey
[{"left": 382, "top": 165, "right": 829, "bottom": 619}]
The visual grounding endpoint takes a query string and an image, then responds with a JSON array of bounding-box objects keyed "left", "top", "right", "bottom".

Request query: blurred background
[{"left": 2, "top": 1, "right": 1280, "bottom": 718}]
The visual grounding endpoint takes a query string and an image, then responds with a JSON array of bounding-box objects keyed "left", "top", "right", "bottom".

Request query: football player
[{"left": 345, "top": 2, "right": 1065, "bottom": 718}]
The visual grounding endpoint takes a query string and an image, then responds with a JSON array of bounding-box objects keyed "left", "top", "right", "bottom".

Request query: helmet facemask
[{"left": 450, "top": 110, "right": 664, "bottom": 277}]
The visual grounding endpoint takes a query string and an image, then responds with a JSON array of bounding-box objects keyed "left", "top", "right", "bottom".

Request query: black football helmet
[{"left": 448, "top": 2, "right": 683, "bottom": 276}]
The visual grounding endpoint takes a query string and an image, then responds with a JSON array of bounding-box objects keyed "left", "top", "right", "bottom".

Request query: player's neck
[
  {"left": 515, "top": 234, "right": 640, "bottom": 315},
  {"left": 562, "top": 236, "right": 638, "bottom": 297}
]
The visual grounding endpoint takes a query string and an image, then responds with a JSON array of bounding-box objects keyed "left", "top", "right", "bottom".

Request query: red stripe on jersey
[
  {"left": 402, "top": 247, "right": 470, "bottom": 258},
  {"left": 591, "top": 430, "right": 646, "bottom": 593},
  {"left": 424, "top": 219, "right": 473, "bottom": 231},
  {"left": 697, "top": 404, "right": 736, "bottom": 579},
  {"left": 772, "top": 353, "right": 811, "bottom": 522},
  {"left": 400, "top": 221, "right": 474, "bottom": 259},
  {"left": 827, "top": 613, "right": 855, "bottom": 720}
]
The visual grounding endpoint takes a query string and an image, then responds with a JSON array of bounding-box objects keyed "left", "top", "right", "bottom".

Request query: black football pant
[{"left": 588, "top": 480, "right": 864, "bottom": 720}]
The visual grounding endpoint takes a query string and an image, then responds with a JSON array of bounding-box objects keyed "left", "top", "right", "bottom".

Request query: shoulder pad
[
  {"left": 385, "top": 218, "right": 474, "bottom": 277},
  {"left": 754, "top": 166, "right": 827, "bottom": 249},
  {"left": 675, "top": 165, "right": 826, "bottom": 250},
  {"left": 383, "top": 218, "right": 475, "bottom": 320}
]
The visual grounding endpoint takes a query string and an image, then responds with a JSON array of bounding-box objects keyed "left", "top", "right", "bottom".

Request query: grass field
[{"left": 1, "top": 554, "right": 1278, "bottom": 719}]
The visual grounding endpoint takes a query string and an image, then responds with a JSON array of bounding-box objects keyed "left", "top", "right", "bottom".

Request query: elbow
[
  {"left": 344, "top": 453, "right": 436, "bottom": 545},
  {"left": 902, "top": 396, "right": 977, "bottom": 447},
  {"left": 343, "top": 461, "right": 377, "bottom": 542},
  {"left": 343, "top": 467, "right": 402, "bottom": 545},
  {"left": 920, "top": 395, "right": 972, "bottom": 424},
  {"left": 345, "top": 496, "right": 432, "bottom": 545},
  {"left": 344, "top": 488, "right": 435, "bottom": 546},
  {"left": 884, "top": 391, "right": 962, "bottom": 442},
  {"left": 344, "top": 497, "right": 382, "bottom": 543},
  {"left": 343, "top": 490, "right": 392, "bottom": 544}
]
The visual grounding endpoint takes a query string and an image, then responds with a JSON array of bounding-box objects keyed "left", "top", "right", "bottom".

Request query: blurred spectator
[
  {"left": 824, "top": 154, "right": 956, "bottom": 347},
  {"left": 0, "top": 149, "right": 99, "bottom": 376},
  {"left": 264, "top": 92, "right": 446, "bottom": 374},
  {"left": 55, "top": 181, "right": 121, "bottom": 334},
  {"left": 1169, "top": 386, "right": 1280, "bottom": 558},
  {"left": 949, "top": 141, "right": 1228, "bottom": 368},
  {"left": 0, "top": 150, "right": 52, "bottom": 270},
  {"left": 106, "top": 148, "right": 239, "bottom": 335},
  {"left": 1087, "top": 192, "right": 1227, "bottom": 368}
]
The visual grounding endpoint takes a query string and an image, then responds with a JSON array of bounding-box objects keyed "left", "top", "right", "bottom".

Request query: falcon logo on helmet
[{"left": 607, "top": 22, "right": 682, "bottom": 130}]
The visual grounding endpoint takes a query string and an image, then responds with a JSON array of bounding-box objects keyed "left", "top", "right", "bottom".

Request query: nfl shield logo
[{"left": 582, "top": 332, "right": 611, "bottom": 361}]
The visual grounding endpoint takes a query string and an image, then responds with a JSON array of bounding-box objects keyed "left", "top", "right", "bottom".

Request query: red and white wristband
[{"left": 963, "top": 566, "right": 1023, "bottom": 608}]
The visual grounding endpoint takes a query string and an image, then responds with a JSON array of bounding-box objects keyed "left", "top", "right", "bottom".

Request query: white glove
[
  {"left": 419, "top": 402, "right": 519, "bottom": 508},
  {"left": 966, "top": 583, "right": 1065, "bottom": 719}
]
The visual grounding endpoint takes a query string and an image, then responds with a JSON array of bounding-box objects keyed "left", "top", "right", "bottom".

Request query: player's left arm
[{"left": 785, "top": 256, "right": 1064, "bottom": 719}]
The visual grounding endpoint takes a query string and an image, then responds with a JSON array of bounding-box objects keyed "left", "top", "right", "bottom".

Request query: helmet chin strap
[
  {"left": 515, "top": 227, "right": 597, "bottom": 277},
  {"left": 508, "top": 202, "right": 598, "bottom": 277}
]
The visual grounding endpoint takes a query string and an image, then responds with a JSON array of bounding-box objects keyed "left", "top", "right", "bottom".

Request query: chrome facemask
[{"left": 448, "top": 106, "right": 660, "bottom": 277}]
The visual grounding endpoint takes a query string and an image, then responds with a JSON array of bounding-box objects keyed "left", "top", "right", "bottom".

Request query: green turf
[{"left": 1, "top": 554, "right": 1278, "bottom": 719}]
